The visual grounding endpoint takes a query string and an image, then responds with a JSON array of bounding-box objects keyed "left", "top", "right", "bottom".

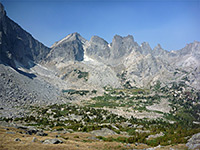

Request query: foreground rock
[
  {"left": 26, "top": 129, "right": 38, "bottom": 135},
  {"left": 90, "top": 128, "right": 117, "bottom": 136},
  {"left": 6, "top": 131, "right": 15, "bottom": 134},
  {"left": 32, "top": 137, "right": 38, "bottom": 142},
  {"left": 14, "top": 138, "right": 21, "bottom": 142},
  {"left": 42, "top": 138, "right": 63, "bottom": 144},
  {"left": 147, "top": 132, "right": 164, "bottom": 140},
  {"left": 186, "top": 133, "right": 200, "bottom": 150},
  {"left": 36, "top": 131, "right": 48, "bottom": 136}
]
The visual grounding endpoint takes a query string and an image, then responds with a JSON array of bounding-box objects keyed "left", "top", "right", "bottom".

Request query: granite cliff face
[
  {"left": 0, "top": 3, "right": 59, "bottom": 118},
  {"left": 0, "top": 3, "right": 50, "bottom": 68}
]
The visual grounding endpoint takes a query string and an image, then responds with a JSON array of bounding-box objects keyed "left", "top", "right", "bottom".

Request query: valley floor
[
  {"left": 1, "top": 79, "right": 200, "bottom": 150},
  {"left": 0, "top": 126, "right": 188, "bottom": 150}
]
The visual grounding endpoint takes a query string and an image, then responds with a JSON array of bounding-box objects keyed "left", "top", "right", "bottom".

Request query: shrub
[
  {"left": 56, "top": 127, "right": 64, "bottom": 131},
  {"left": 74, "top": 135, "right": 79, "bottom": 138},
  {"left": 116, "top": 136, "right": 127, "bottom": 143},
  {"left": 105, "top": 137, "right": 114, "bottom": 142},
  {"left": 127, "top": 137, "right": 136, "bottom": 143}
]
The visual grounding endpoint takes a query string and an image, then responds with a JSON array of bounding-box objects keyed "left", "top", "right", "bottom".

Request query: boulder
[
  {"left": 16, "top": 126, "right": 28, "bottom": 130},
  {"left": 87, "top": 136, "right": 99, "bottom": 141},
  {"left": 55, "top": 135, "right": 60, "bottom": 138},
  {"left": 42, "top": 139, "right": 63, "bottom": 144},
  {"left": 14, "top": 138, "right": 21, "bottom": 141},
  {"left": 90, "top": 128, "right": 117, "bottom": 136},
  {"left": 6, "top": 131, "right": 15, "bottom": 134},
  {"left": 147, "top": 132, "right": 164, "bottom": 140},
  {"left": 32, "top": 137, "right": 38, "bottom": 142},
  {"left": 146, "top": 148, "right": 155, "bottom": 150},
  {"left": 26, "top": 129, "right": 38, "bottom": 135},
  {"left": 36, "top": 131, "right": 48, "bottom": 136},
  {"left": 186, "top": 133, "right": 200, "bottom": 150}
]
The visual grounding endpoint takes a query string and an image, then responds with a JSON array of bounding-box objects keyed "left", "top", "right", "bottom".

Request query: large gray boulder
[
  {"left": 36, "top": 131, "right": 48, "bottom": 136},
  {"left": 42, "top": 138, "right": 63, "bottom": 144},
  {"left": 186, "top": 133, "right": 200, "bottom": 150},
  {"left": 90, "top": 128, "right": 117, "bottom": 136}
]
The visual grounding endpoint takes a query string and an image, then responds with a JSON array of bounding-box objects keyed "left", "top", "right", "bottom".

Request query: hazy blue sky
[{"left": 1, "top": 0, "right": 200, "bottom": 50}]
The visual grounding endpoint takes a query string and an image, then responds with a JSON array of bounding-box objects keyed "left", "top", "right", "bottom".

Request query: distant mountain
[
  {"left": 171, "top": 41, "right": 200, "bottom": 68},
  {"left": 47, "top": 32, "right": 86, "bottom": 64}
]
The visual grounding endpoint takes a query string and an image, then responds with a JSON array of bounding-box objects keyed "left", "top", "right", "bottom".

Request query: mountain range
[{"left": 0, "top": 2, "right": 200, "bottom": 117}]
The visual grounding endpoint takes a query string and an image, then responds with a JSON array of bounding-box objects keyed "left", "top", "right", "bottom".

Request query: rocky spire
[
  {"left": 141, "top": 42, "right": 152, "bottom": 55},
  {"left": 153, "top": 44, "right": 168, "bottom": 57},
  {"left": 112, "top": 34, "right": 134, "bottom": 46},
  {"left": 90, "top": 35, "right": 108, "bottom": 45},
  {"left": 110, "top": 34, "right": 137, "bottom": 59},
  {"left": 123, "top": 35, "right": 134, "bottom": 42}
]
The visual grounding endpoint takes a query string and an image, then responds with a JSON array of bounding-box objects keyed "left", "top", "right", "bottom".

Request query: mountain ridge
[{"left": 44, "top": 31, "right": 200, "bottom": 90}]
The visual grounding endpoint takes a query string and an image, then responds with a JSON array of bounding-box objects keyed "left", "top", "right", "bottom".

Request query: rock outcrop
[
  {"left": 42, "top": 139, "right": 63, "bottom": 144},
  {"left": 186, "top": 133, "right": 200, "bottom": 150},
  {"left": 90, "top": 128, "right": 117, "bottom": 136}
]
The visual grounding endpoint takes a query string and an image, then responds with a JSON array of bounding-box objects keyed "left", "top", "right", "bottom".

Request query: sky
[{"left": 1, "top": 0, "right": 200, "bottom": 51}]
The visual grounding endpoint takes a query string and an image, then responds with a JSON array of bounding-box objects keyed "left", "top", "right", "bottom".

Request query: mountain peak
[
  {"left": 90, "top": 35, "right": 108, "bottom": 45},
  {"left": 153, "top": 44, "right": 164, "bottom": 52},
  {"left": 152, "top": 44, "right": 169, "bottom": 57},
  {"left": 113, "top": 34, "right": 123, "bottom": 41},
  {"left": 112, "top": 34, "right": 134, "bottom": 42},
  {"left": 141, "top": 42, "right": 151, "bottom": 48},
  {"left": 112, "top": 34, "right": 135, "bottom": 45},
  {"left": 51, "top": 32, "right": 86, "bottom": 48},
  {"left": 178, "top": 41, "right": 200, "bottom": 56},
  {"left": 66, "top": 32, "right": 82, "bottom": 40},
  {"left": 70, "top": 32, "right": 81, "bottom": 37},
  {"left": 155, "top": 44, "right": 162, "bottom": 49},
  {"left": 124, "top": 35, "right": 134, "bottom": 42},
  {"left": 140, "top": 42, "right": 152, "bottom": 55}
]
